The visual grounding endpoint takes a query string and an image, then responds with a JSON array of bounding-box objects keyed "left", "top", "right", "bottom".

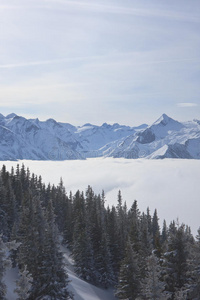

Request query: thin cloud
[
  {"left": 1, "top": 1, "right": 199, "bottom": 23},
  {"left": 43, "top": 0, "right": 200, "bottom": 23},
  {"left": 177, "top": 103, "right": 198, "bottom": 107},
  {"left": 0, "top": 55, "right": 198, "bottom": 69}
]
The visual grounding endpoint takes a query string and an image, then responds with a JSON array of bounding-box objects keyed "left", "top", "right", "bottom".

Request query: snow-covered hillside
[
  {"left": 0, "top": 113, "right": 199, "bottom": 160},
  {"left": 5, "top": 245, "right": 117, "bottom": 300}
]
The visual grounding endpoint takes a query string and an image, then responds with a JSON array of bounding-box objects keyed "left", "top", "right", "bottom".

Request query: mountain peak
[
  {"left": 154, "top": 113, "right": 171, "bottom": 126},
  {"left": 6, "top": 113, "right": 18, "bottom": 119}
]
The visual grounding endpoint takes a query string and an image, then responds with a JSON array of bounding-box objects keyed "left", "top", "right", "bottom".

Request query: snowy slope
[
  {"left": 5, "top": 245, "right": 117, "bottom": 300},
  {"left": 62, "top": 246, "right": 117, "bottom": 300},
  {"left": 0, "top": 113, "right": 199, "bottom": 160}
]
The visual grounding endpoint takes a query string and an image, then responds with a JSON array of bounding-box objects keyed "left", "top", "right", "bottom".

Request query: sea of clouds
[{"left": 2, "top": 158, "right": 200, "bottom": 235}]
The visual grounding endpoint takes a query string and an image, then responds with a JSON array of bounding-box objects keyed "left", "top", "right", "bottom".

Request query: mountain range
[{"left": 0, "top": 113, "right": 199, "bottom": 160}]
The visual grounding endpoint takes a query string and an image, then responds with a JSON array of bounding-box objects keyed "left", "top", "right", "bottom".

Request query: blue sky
[{"left": 0, "top": 0, "right": 200, "bottom": 126}]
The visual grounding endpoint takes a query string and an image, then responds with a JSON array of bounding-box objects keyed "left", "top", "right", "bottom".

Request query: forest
[{"left": 0, "top": 164, "right": 200, "bottom": 300}]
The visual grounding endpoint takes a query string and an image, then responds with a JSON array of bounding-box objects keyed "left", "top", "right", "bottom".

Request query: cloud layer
[{"left": 2, "top": 158, "right": 200, "bottom": 235}]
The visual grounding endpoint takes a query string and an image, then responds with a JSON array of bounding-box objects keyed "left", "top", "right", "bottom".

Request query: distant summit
[{"left": 0, "top": 114, "right": 199, "bottom": 160}]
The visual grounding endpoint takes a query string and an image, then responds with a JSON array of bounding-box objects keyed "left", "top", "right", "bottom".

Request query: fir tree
[
  {"left": 116, "top": 238, "right": 141, "bottom": 300},
  {"left": 152, "top": 209, "right": 161, "bottom": 255},
  {"left": 15, "top": 265, "right": 33, "bottom": 300},
  {"left": 163, "top": 224, "right": 189, "bottom": 299},
  {"left": 142, "top": 253, "right": 168, "bottom": 300},
  {"left": 72, "top": 190, "right": 94, "bottom": 282}
]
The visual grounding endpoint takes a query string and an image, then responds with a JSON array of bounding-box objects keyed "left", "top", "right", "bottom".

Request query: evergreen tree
[
  {"left": 174, "top": 289, "right": 188, "bottom": 300},
  {"left": 161, "top": 219, "right": 168, "bottom": 245},
  {"left": 15, "top": 265, "right": 33, "bottom": 300},
  {"left": 0, "top": 236, "right": 8, "bottom": 300},
  {"left": 40, "top": 199, "right": 72, "bottom": 300},
  {"left": 116, "top": 191, "right": 128, "bottom": 257},
  {"left": 116, "top": 238, "right": 141, "bottom": 300},
  {"left": 186, "top": 228, "right": 200, "bottom": 299},
  {"left": 106, "top": 205, "right": 121, "bottom": 278},
  {"left": 152, "top": 209, "right": 161, "bottom": 255},
  {"left": 128, "top": 200, "right": 141, "bottom": 253},
  {"left": 72, "top": 190, "right": 94, "bottom": 282},
  {"left": 142, "top": 253, "right": 168, "bottom": 300},
  {"left": 163, "top": 224, "right": 189, "bottom": 299},
  {"left": 140, "top": 212, "right": 152, "bottom": 258}
]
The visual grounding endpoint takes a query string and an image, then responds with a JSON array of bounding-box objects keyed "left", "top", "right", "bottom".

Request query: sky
[{"left": 0, "top": 0, "right": 200, "bottom": 126}]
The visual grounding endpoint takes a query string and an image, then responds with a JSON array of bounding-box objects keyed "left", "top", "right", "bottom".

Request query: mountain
[
  {"left": 101, "top": 114, "right": 200, "bottom": 159},
  {"left": 0, "top": 113, "right": 199, "bottom": 160}
]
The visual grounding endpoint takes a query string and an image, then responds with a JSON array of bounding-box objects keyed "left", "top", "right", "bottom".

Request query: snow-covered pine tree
[
  {"left": 0, "top": 236, "right": 8, "bottom": 300},
  {"left": 116, "top": 191, "right": 128, "bottom": 258},
  {"left": 106, "top": 205, "right": 121, "bottom": 277},
  {"left": 17, "top": 192, "right": 72, "bottom": 299},
  {"left": 72, "top": 190, "right": 94, "bottom": 282},
  {"left": 152, "top": 209, "right": 162, "bottom": 256},
  {"left": 185, "top": 227, "right": 200, "bottom": 299},
  {"left": 62, "top": 191, "right": 73, "bottom": 246},
  {"left": 128, "top": 200, "right": 141, "bottom": 253},
  {"left": 91, "top": 193, "right": 115, "bottom": 287},
  {"left": 142, "top": 253, "right": 168, "bottom": 300},
  {"left": 161, "top": 220, "right": 168, "bottom": 245},
  {"left": 174, "top": 289, "right": 188, "bottom": 300},
  {"left": 40, "top": 198, "right": 72, "bottom": 300},
  {"left": 15, "top": 265, "right": 33, "bottom": 300},
  {"left": 140, "top": 212, "right": 153, "bottom": 258},
  {"left": 115, "top": 237, "right": 141, "bottom": 300},
  {"left": 162, "top": 224, "right": 189, "bottom": 299}
]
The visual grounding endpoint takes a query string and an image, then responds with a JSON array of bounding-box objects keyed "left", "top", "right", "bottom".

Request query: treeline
[{"left": 0, "top": 164, "right": 200, "bottom": 299}]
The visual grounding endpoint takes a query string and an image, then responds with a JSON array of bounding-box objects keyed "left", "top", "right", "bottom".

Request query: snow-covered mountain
[
  {"left": 101, "top": 114, "right": 200, "bottom": 159},
  {"left": 0, "top": 113, "right": 199, "bottom": 160}
]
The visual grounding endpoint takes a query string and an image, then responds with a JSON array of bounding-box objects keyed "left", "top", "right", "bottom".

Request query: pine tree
[
  {"left": 186, "top": 228, "right": 200, "bottom": 299},
  {"left": 163, "top": 224, "right": 189, "bottom": 299},
  {"left": 152, "top": 209, "right": 161, "bottom": 256},
  {"left": 72, "top": 190, "right": 94, "bottom": 282},
  {"left": 142, "top": 253, "right": 168, "bottom": 300},
  {"left": 116, "top": 191, "right": 128, "bottom": 257},
  {"left": 15, "top": 265, "right": 33, "bottom": 300},
  {"left": 174, "top": 289, "right": 188, "bottom": 300},
  {"left": 0, "top": 236, "right": 8, "bottom": 300},
  {"left": 128, "top": 200, "right": 141, "bottom": 253},
  {"left": 40, "top": 199, "right": 72, "bottom": 300},
  {"left": 17, "top": 193, "right": 72, "bottom": 299},
  {"left": 161, "top": 220, "right": 168, "bottom": 245},
  {"left": 116, "top": 238, "right": 141, "bottom": 300},
  {"left": 106, "top": 205, "right": 121, "bottom": 278},
  {"left": 140, "top": 212, "right": 152, "bottom": 258}
]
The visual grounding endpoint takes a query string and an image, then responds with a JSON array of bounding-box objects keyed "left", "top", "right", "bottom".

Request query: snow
[
  {"left": 62, "top": 245, "right": 117, "bottom": 300},
  {"left": 0, "top": 113, "right": 199, "bottom": 160},
  {"left": 4, "top": 246, "right": 116, "bottom": 300},
  {"left": 67, "top": 270, "right": 116, "bottom": 300},
  {"left": 1, "top": 158, "right": 200, "bottom": 235},
  {"left": 147, "top": 145, "right": 169, "bottom": 159},
  {"left": 5, "top": 267, "right": 18, "bottom": 300}
]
